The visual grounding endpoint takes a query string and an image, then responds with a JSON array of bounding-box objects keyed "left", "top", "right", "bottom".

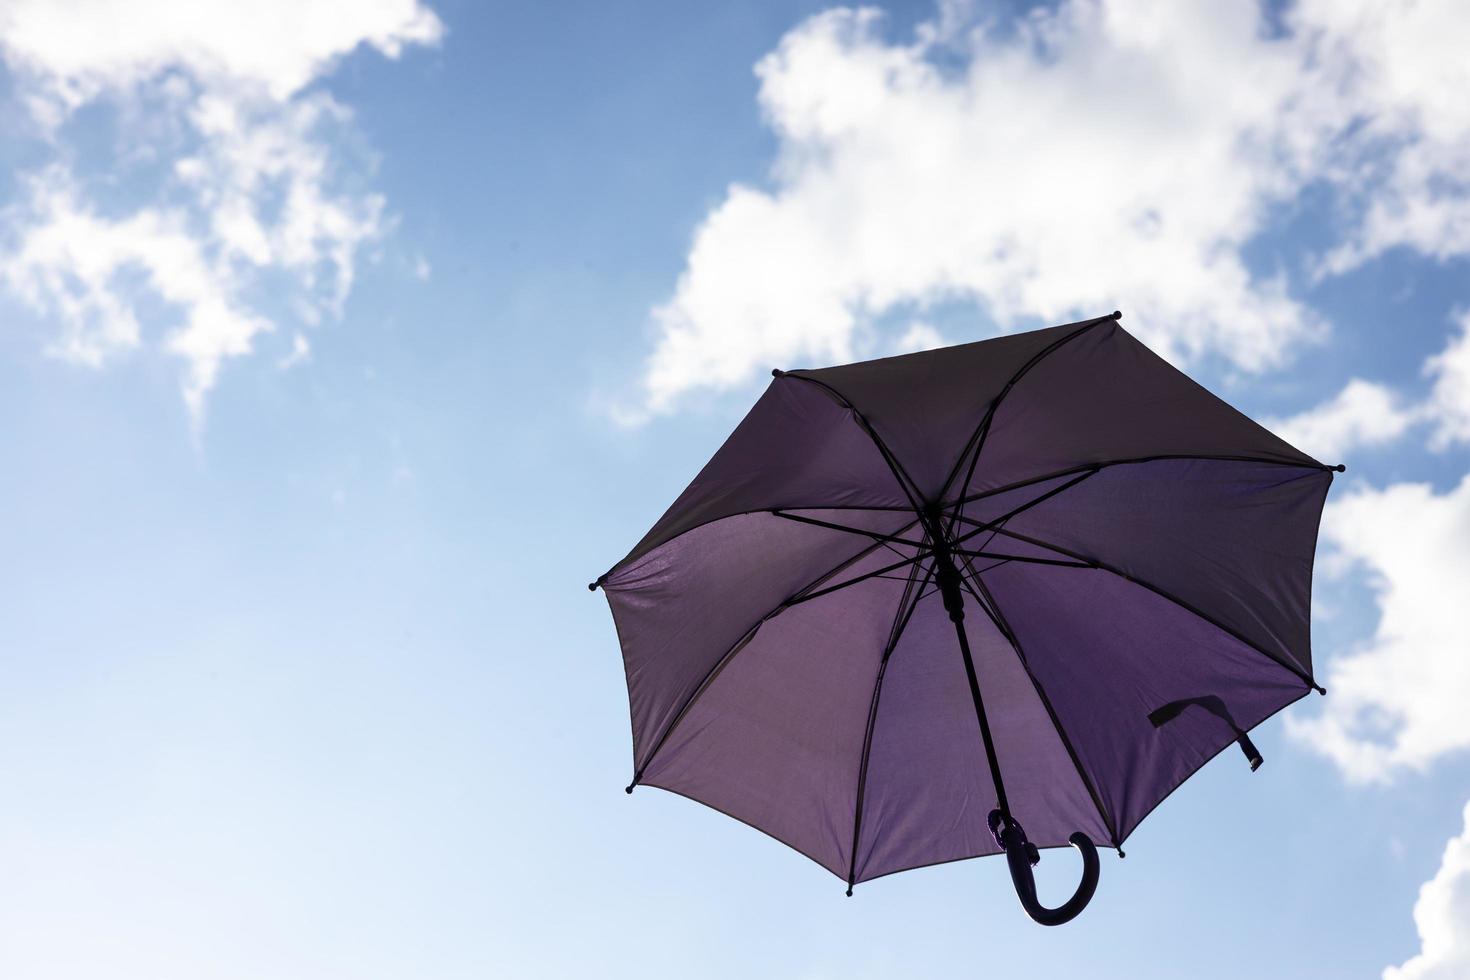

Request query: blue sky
[{"left": 1, "top": 1, "right": 1469, "bottom": 977}]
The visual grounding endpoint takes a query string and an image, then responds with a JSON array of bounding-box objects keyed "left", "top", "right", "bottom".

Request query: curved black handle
[{"left": 990, "top": 811, "right": 1100, "bottom": 926}]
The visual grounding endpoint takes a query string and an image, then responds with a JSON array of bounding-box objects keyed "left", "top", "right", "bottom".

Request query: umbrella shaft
[{"left": 934, "top": 545, "right": 1015, "bottom": 823}]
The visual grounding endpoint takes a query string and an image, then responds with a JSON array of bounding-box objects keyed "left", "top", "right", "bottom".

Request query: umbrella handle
[{"left": 990, "top": 810, "right": 1099, "bottom": 926}]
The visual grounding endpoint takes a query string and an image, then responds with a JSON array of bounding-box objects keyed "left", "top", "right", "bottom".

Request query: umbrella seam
[
  {"left": 852, "top": 678, "right": 1314, "bottom": 885},
  {"left": 770, "top": 510, "right": 931, "bottom": 552},
  {"left": 627, "top": 516, "right": 923, "bottom": 785},
  {"left": 845, "top": 558, "right": 934, "bottom": 892},
  {"left": 962, "top": 521, "right": 1325, "bottom": 692},
  {"left": 597, "top": 503, "right": 916, "bottom": 586},
  {"left": 946, "top": 453, "right": 1340, "bottom": 511},
  {"left": 774, "top": 373, "right": 929, "bottom": 514},
  {"left": 961, "top": 563, "right": 1122, "bottom": 849},
  {"left": 939, "top": 312, "right": 1119, "bottom": 525},
  {"left": 1110, "top": 686, "right": 1315, "bottom": 844}
]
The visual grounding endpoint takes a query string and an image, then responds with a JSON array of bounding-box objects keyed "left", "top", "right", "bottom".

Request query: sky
[{"left": 0, "top": 0, "right": 1468, "bottom": 977}]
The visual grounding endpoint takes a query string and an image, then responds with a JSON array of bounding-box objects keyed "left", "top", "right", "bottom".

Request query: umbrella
[{"left": 590, "top": 312, "right": 1341, "bottom": 924}]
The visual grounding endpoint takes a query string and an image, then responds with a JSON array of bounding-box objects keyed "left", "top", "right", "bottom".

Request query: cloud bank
[{"left": 626, "top": 0, "right": 1470, "bottom": 419}]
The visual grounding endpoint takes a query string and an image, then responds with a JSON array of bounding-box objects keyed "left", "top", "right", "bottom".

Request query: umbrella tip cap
[
  {"left": 771, "top": 368, "right": 786, "bottom": 378},
  {"left": 624, "top": 783, "right": 635, "bottom": 794},
  {"left": 1333, "top": 463, "right": 1347, "bottom": 472},
  {"left": 1111, "top": 310, "right": 1122, "bottom": 320}
]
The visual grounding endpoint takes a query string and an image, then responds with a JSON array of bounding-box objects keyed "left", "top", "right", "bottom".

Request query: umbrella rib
[
  {"left": 954, "top": 556, "right": 1122, "bottom": 849},
  {"left": 769, "top": 512, "right": 1084, "bottom": 571},
  {"left": 968, "top": 558, "right": 1010, "bottom": 575},
  {"left": 960, "top": 523, "right": 1325, "bottom": 693},
  {"left": 775, "top": 374, "right": 928, "bottom": 515},
  {"left": 946, "top": 453, "right": 1341, "bottom": 513},
  {"left": 845, "top": 558, "right": 934, "bottom": 894},
  {"left": 593, "top": 504, "right": 920, "bottom": 589},
  {"left": 771, "top": 510, "right": 930, "bottom": 551},
  {"left": 783, "top": 551, "right": 933, "bottom": 607},
  {"left": 949, "top": 549, "right": 1091, "bottom": 568},
  {"left": 947, "top": 467, "right": 1101, "bottom": 550},
  {"left": 627, "top": 516, "right": 924, "bottom": 787},
  {"left": 937, "top": 312, "right": 1118, "bottom": 528}
]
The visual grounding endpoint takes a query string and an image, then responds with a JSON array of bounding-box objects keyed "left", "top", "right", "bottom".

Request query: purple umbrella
[{"left": 590, "top": 312, "right": 1340, "bottom": 924}]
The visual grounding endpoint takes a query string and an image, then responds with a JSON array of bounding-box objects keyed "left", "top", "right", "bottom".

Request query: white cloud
[
  {"left": 894, "top": 320, "right": 945, "bottom": 353},
  {"left": 1426, "top": 314, "right": 1470, "bottom": 450},
  {"left": 1287, "top": 475, "right": 1470, "bottom": 782},
  {"left": 627, "top": 0, "right": 1470, "bottom": 419},
  {"left": 1266, "top": 379, "right": 1420, "bottom": 462},
  {"left": 1263, "top": 309, "right": 1470, "bottom": 459},
  {"left": 1384, "top": 799, "right": 1470, "bottom": 980},
  {"left": 279, "top": 333, "right": 312, "bottom": 370},
  {"left": 0, "top": 0, "right": 441, "bottom": 426},
  {"left": 632, "top": 2, "right": 1332, "bottom": 416},
  {"left": 0, "top": 0, "right": 442, "bottom": 115}
]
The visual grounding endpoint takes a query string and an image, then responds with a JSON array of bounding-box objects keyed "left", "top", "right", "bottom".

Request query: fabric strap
[{"left": 1149, "top": 694, "right": 1262, "bottom": 771}]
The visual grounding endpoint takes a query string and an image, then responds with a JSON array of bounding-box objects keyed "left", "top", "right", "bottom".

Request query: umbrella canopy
[{"left": 591, "top": 312, "right": 1340, "bottom": 924}]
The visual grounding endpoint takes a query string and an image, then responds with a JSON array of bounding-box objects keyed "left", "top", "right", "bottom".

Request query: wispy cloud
[
  {"left": 0, "top": 0, "right": 442, "bottom": 428},
  {"left": 278, "top": 333, "right": 312, "bottom": 370}
]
